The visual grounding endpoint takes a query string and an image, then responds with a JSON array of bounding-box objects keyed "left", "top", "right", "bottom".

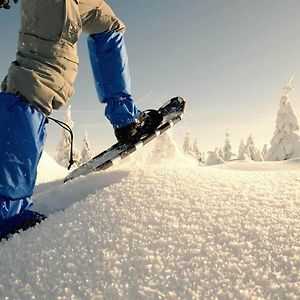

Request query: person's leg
[
  {"left": 0, "top": 0, "right": 80, "bottom": 232},
  {"left": 0, "top": 93, "right": 47, "bottom": 223},
  {"left": 79, "top": 0, "right": 141, "bottom": 129},
  {"left": 87, "top": 32, "right": 141, "bottom": 128}
]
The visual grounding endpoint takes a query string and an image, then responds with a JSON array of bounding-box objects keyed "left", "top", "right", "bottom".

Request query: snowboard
[{"left": 64, "top": 96, "right": 186, "bottom": 183}]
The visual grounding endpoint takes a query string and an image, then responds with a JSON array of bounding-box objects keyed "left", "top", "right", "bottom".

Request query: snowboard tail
[{"left": 64, "top": 97, "right": 186, "bottom": 183}]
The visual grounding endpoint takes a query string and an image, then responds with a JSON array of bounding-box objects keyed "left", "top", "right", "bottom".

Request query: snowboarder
[{"left": 0, "top": 0, "right": 162, "bottom": 237}]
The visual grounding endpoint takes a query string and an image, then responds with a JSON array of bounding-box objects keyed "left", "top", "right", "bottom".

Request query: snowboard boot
[{"left": 114, "top": 109, "right": 163, "bottom": 144}]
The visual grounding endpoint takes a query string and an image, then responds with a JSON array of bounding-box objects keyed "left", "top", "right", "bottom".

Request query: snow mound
[
  {"left": 37, "top": 152, "right": 68, "bottom": 184},
  {"left": 212, "top": 159, "right": 300, "bottom": 171},
  {"left": 33, "top": 170, "right": 130, "bottom": 215},
  {"left": 1, "top": 161, "right": 300, "bottom": 299}
]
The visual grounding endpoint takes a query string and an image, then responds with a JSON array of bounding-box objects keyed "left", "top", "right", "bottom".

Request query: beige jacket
[{"left": 2, "top": 0, "right": 125, "bottom": 114}]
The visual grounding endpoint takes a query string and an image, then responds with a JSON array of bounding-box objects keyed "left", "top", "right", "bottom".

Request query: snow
[
  {"left": 36, "top": 151, "right": 68, "bottom": 184},
  {"left": 214, "top": 158, "right": 300, "bottom": 171},
  {"left": 206, "top": 149, "right": 224, "bottom": 165},
  {"left": 1, "top": 153, "right": 300, "bottom": 299}
]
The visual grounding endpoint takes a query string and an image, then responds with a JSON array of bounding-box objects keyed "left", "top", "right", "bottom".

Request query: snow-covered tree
[
  {"left": 217, "top": 147, "right": 224, "bottom": 160},
  {"left": 182, "top": 131, "right": 193, "bottom": 156},
  {"left": 192, "top": 139, "right": 206, "bottom": 164},
  {"left": 223, "top": 131, "right": 235, "bottom": 161},
  {"left": 246, "top": 135, "right": 256, "bottom": 160},
  {"left": 80, "top": 130, "right": 93, "bottom": 165},
  {"left": 198, "top": 151, "right": 206, "bottom": 165},
  {"left": 237, "top": 139, "right": 250, "bottom": 160},
  {"left": 193, "top": 139, "right": 200, "bottom": 159},
  {"left": 262, "top": 144, "right": 269, "bottom": 159},
  {"left": 266, "top": 77, "right": 300, "bottom": 161},
  {"left": 151, "top": 131, "right": 180, "bottom": 160},
  {"left": 55, "top": 105, "right": 81, "bottom": 168},
  {"left": 206, "top": 148, "right": 224, "bottom": 166},
  {"left": 253, "top": 149, "right": 264, "bottom": 161}
]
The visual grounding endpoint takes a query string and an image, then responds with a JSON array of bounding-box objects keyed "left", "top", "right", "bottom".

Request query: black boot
[
  {"left": 114, "top": 109, "right": 163, "bottom": 144},
  {"left": 0, "top": 210, "right": 46, "bottom": 241},
  {"left": 114, "top": 122, "right": 140, "bottom": 144}
]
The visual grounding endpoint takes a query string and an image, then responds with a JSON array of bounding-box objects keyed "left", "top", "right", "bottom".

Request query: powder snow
[{"left": 0, "top": 149, "right": 299, "bottom": 299}]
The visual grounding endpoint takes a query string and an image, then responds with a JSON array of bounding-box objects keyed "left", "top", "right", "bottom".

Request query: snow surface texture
[{"left": 1, "top": 151, "right": 300, "bottom": 299}]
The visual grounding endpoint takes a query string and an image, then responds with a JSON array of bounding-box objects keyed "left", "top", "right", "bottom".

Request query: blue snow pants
[
  {"left": 0, "top": 92, "right": 46, "bottom": 222},
  {"left": 88, "top": 32, "right": 140, "bottom": 128}
]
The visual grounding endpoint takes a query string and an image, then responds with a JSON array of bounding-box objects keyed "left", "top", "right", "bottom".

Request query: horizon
[{"left": 1, "top": 0, "right": 300, "bottom": 155}]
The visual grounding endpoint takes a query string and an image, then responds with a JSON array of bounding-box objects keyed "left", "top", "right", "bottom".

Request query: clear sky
[{"left": 1, "top": 0, "right": 300, "bottom": 155}]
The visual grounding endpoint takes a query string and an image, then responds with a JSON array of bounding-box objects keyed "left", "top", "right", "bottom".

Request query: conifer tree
[
  {"left": 223, "top": 131, "right": 235, "bottom": 161},
  {"left": 192, "top": 139, "right": 206, "bottom": 164},
  {"left": 246, "top": 135, "right": 256, "bottom": 160},
  {"left": 266, "top": 77, "right": 300, "bottom": 160},
  {"left": 237, "top": 139, "right": 250, "bottom": 160},
  {"left": 253, "top": 149, "right": 264, "bottom": 161},
  {"left": 218, "top": 147, "right": 224, "bottom": 160},
  {"left": 182, "top": 131, "right": 193, "bottom": 156},
  {"left": 193, "top": 139, "right": 201, "bottom": 159},
  {"left": 198, "top": 151, "right": 206, "bottom": 165},
  {"left": 80, "top": 130, "right": 93, "bottom": 165}
]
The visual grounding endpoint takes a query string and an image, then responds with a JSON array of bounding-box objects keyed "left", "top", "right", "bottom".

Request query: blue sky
[{"left": 1, "top": 0, "right": 300, "bottom": 154}]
